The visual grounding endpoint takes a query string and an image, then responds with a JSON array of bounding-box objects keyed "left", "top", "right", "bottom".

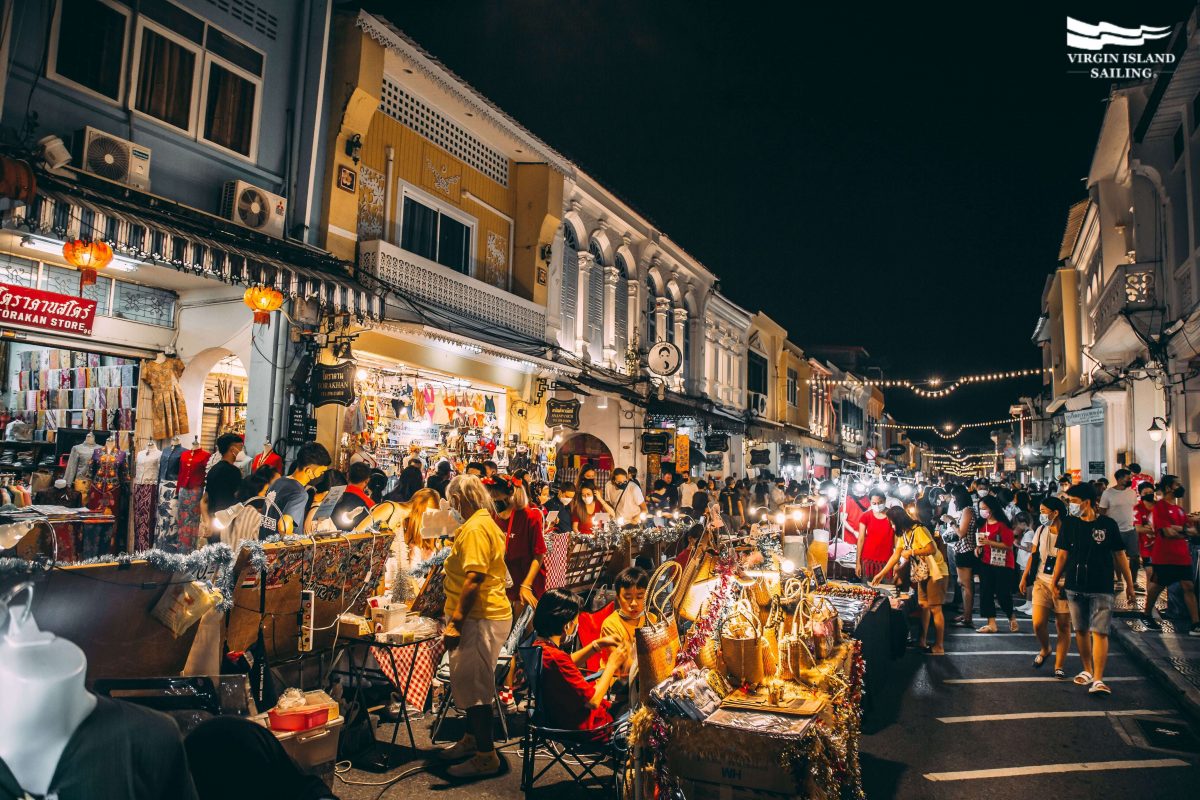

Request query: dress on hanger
[
  {"left": 83, "top": 447, "right": 127, "bottom": 559},
  {"left": 175, "top": 448, "right": 210, "bottom": 553},
  {"left": 154, "top": 444, "right": 184, "bottom": 552},
  {"left": 471, "top": 393, "right": 485, "bottom": 426},
  {"left": 133, "top": 447, "right": 162, "bottom": 551},
  {"left": 423, "top": 385, "right": 435, "bottom": 422},
  {"left": 483, "top": 394, "right": 497, "bottom": 416},
  {"left": 139, "top": 357, "right": 190, "bottom": 441}
]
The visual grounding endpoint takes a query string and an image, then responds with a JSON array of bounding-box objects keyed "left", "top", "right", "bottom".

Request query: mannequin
[
  {"left": 64, "top": 432, "right": 99, "bottom": 487},
  {"left": 154, "top": 437, "right": 184, "bottom": 553},
  {"left": 83, "top": 437, "right": 126, "bottom": 558},
  {"left": 251, "top": 439, "right": 283, "bottom": 474},
  {"left": 176, "top": 437, "right": 210, "bottom": 552},
  {"left": 133, "top": 440, "right": 162, "bottom": 551},
  {"left": 0, "top": 584, "right": 198, "bottom": 799},
  {"left": 140, "top": 352, "right": 189, "bottom": 441}
]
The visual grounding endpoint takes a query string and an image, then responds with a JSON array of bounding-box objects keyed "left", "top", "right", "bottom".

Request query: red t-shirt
[
  {"left": 535, "top": 639, "right": 612, "bottom": 732},
  {"left": 1133, "top": 502, "right": 1156, "bottom": 558},
  {"left": 1151, "top": 500, "right": 1191, "bottom": 566},
  {"left": 980, "top": 520, "right": 1015, "bottom": 569},
  {"left": 843, "top": 497, "right": 868, "bottom": 545},
  {"left": 497, "top": 507, "right": 547, "bottom": 601},
  {"left": 858, "top": 512, "right": 895, "bottom": 562}
]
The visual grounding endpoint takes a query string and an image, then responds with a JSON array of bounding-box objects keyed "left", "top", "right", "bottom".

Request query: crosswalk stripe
[
  {"left": 943, "top": 676, "right": 1144, "bottom": 684},
  {"left": 943, "top": 632, "right": 1038, "bottom": 637},
  {"left": 939, "top": 650, "right": 1125, "bottom": 657},
  {"left": 924, "top": 758, "right": 1189, "bottom": 781},
  {"left": 937, "top": 709, "right": 1172, "bottom": 723}
]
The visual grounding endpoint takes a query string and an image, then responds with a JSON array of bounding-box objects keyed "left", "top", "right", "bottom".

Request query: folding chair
[
  {"left": 517, "top": 644, "right": 624, "bottom": 796},
  {"left": 430, "top": 604, "right": 534, "bottom": 743},
  {"left": 575, "top": 602, "right": 615, "bottom": 674}
]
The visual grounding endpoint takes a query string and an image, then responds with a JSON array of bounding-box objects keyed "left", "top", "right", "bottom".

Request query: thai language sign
[{"left": 0, "top": 281, "right": 96, "bottom": 335}]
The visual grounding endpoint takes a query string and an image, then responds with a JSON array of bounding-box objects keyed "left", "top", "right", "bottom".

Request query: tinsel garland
[
  {"left": 569, "top": 516, "right": 695, "bottom": 552},
  {"left": 677, "top": 548, "right": 739, "bottom": 666}
]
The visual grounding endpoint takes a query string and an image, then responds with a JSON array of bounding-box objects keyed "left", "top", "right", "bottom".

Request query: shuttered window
[
  {"left": 560, "top": 227, "right": 578, "bottom": 339},
  {"left": 588, "top": 242, "right": 604, "bottom": 352},
  {"left": 614, "top": 256, "right": 629, "bottom": 361}
]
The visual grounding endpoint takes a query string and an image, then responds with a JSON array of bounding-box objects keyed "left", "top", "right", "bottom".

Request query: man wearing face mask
[
  {"left": 856, "top": 489, "right": 896, "bottom": 580},
  {"left": 1142, "top": 475, "right": 1200, "bottom": 636},
  {"left": 604, "top": 467, "right": 648, "bottom": 523},
  {"left": 1099, "top": 469, "right": 1140, "bottom": 592},
  {"left": 1050, "top": 483, "right": 1134, "bottom": 695}
]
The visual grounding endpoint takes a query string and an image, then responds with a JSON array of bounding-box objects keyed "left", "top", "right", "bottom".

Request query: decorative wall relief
[
  {"left": 357, "top": 165, "right": 384, "bottom": 242},
  {"left": 484, "top": 230, "right": 508, "bottom": 289}
]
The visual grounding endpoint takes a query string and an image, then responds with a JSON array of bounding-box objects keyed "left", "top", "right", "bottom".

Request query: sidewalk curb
[{"left": 1111, "top": 623, "right": 1200, "bottom": 725}]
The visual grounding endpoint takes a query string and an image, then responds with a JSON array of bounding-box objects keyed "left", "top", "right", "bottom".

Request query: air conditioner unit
[
  {"left": 749, "top": 392, "right": 768, "bottom": 416},
  {"left": 221, "top": 180, "right": 286, "bottom": 238},
  {"left": 75, "top": 127, "right": 151, "bottom": 190}
]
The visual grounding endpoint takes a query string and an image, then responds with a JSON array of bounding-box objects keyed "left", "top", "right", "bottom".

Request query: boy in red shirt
[
  {"left": 1142, "top": 475, "right": 1200, "bottom": 635},
  {"left": 1133, "top": 482, "right": 1157, "bottom": 590},
  {"left": 530, "top": 588, "right": 631, "bottom": 737}
]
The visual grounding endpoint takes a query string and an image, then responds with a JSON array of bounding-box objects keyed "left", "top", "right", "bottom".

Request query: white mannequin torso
[{"left": 0, "top": 599, "right": 96, "bottom": 794}]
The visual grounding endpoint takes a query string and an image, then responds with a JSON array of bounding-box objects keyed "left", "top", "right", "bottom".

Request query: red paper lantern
[
  {"left": 62, "top": 239, "right": 113, "bottom": 287},
  {"left": 244, "top": 286, "right": 284, "bottom": 324}
]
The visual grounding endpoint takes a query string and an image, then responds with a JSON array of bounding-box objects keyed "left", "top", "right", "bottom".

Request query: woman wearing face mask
[
  {"left": 1133, "top": 481, "right": 1157, "bottom": 590},
  {"left": 486, "top": 475, "right": 546, "bottom": 612},
  {"left": 438, "top": 475, "right": 512, "bottom": 778},
  {"left": 975, "top": 494, "right": 1018, "bottom": 633},
  {"left": 571, "top": 479, "right": 615, "bottom": 535},
  {"left": 1020, "top": 497, "right": 1072, "bottom": 676},
  {"left": 856, "top": 489, "right": 896, "bottom": 581},
  {"left": 1142, "top": 475, "right": 1200, "bottom": 636},
  {"left": 945, "top": 485, "right": 980, "bottom": 628}
]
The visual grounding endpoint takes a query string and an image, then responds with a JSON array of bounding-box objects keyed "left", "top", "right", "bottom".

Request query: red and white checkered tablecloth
[
  {"left": 544, "top": 532, "right": 571, "bottom": 589},
  {"left": 371, "top": 637, "right": 445, "bottom": 710}
]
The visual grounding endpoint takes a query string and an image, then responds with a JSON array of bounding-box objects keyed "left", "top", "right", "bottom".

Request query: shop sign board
[
  {"left": 749, "top": 448, "right": 772, "bottom": 466},
  {"left": 1064, "top": 406, "right": 1105, "bottom": 427},
  {"left": 646, "top": 341, "right": 682, "bottom": 377},
  {"left": 705, "top": 453, "right": 724, "bottom": 471},
  {"left": 0, "top": 281, "right": 96, "bottom": 336},
  {"left": 705, "top": 433, "right": 730, "bottom": 453},
  {"left": 641, "top": 431, "right": 671, "bottom": 455},
  {"left": 287, "top": 402, "right": 317, "bottom": 445},
  {"left": 675, "top": 434, "right": 690, "bottom": 472},
  {"left": 309, "top": 361, "right": 357, "bottom": 407},
  {"left": 1088, "top": 460, "right": 1105, "bottom": 476},
  {"left": 1003, "top": 457, "right": 1017, "bottom": 472},
  {"left": 545, "top": 398, "right": 581, "bottom": 429}
]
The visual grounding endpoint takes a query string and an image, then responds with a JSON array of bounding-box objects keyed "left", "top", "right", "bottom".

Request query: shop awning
[
  {"left": 646, "top": 394, "right": 747, "bottom": 435},
  {"left": 4, "top": 181, "right": 382, "bottom": 320}
]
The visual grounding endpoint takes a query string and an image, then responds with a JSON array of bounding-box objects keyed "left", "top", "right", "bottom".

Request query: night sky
[{"left": 361, "top": 0, "right": 1194, "bottom": 448}]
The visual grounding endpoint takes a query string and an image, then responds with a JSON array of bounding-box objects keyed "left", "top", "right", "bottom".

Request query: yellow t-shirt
[
  {"left": 442, "top": 509, "right": 512, "bottom": 621},
  {"left": 909, "top": 525, "right": 948, "bottom": 576},
  {"left": 598, "top": 610, "right": 656, "bottom": 677}
]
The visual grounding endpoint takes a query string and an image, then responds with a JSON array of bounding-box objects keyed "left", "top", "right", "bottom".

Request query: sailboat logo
[{"left": 1067, "top": 17, "right": 1172, "bottom": 51}]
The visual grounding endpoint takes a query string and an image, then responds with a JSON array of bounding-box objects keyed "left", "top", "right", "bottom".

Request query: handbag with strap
[
  {"left": 906, "top": 531, "right": 930, "bottom": 583},
  {"left": 720, "top": 597, "right": 765, "bottom": 687},
  {"left": 635, "top": 560, "right": 682, "bottom": 702}
]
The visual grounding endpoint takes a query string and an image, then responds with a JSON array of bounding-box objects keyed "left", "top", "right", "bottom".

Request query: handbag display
[
  {"left": 719, "top": 597, "right": 765, "bottom": 687},
  {"left": 635, "top": 560, "right": 682, "bottom": 703},
  {"left": 670, "top": 528, "right": 717, "bottom": 612}
]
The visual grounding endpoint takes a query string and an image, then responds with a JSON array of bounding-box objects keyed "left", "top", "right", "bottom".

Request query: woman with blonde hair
[{"left": 438, "top": 474, "right": 512, "bottom": 778}]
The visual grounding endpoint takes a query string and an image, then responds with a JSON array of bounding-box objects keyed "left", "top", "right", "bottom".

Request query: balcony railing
[
  {"left": 359, "top": 239, "right": 547, "bottom": 342},
  {"left": 1091, "top": 262, "right": 1157, "bottom": 342}
]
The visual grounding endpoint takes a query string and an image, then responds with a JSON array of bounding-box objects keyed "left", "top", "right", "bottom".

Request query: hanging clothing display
[
  {"left": 83, "top": 446, "right": 127, "bottom": 558},
  {"left": 251, "top": 448, "right": 283, "bottom": 474},
  {"left": 133, "top": 445, "right": 162, "bottom": 551},
  {"left": 140, "top": 356, "right": 190, "bottom": 441},
  {"left": 176, "top": 448, "right": 210, "bottom": 553},
  {"left": 154, "top": 443, "right": 184, "bottom": 552}
]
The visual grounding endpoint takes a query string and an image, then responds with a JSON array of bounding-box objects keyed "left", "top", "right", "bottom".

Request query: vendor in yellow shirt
[{"left": 599, "top": 567, "right": 655, "bottom": 678}]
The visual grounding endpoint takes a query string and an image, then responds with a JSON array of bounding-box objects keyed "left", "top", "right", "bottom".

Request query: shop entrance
[
  {"left": 200, "top": 354, "right": 248, "bottom": 452},
  {"left": 556, "top": 432, "right": 613, "bottom": 489}
]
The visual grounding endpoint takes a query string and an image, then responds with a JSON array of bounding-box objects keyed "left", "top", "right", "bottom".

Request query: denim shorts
[{"left": 1066, "top": 590, "right": 1114, "bottom": 634}]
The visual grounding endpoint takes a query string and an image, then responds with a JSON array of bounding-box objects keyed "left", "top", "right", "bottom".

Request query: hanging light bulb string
[
  {"left": 806, "top": 367, "right": 1044, "bottom": 398},
  {"left": 880, "top": 414, "right": 1041, "bottom": 439}
]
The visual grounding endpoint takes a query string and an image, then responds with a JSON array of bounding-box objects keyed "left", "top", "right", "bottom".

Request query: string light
[
  {"left": 806, "top": 367, "right": 1045, "bottom": 398},
  {"left": 879, "top": 415, "right": 1028, "bottom": 439}
]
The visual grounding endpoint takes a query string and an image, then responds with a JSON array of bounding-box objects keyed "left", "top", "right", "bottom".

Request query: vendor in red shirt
[
  {"left": 1142, "top": 475, "right": 1200, "bottom": 635},
  {"left": 857, "top": 489, "right": 896, "bottom": 579},
  {"left": 974, "top": 495, "right": 1018, "bottom": 633},
  {"left": 1133, "top": 481, "right": 1157, "bottom": 585},
  {"left": 485, "top": 475, "right": 547, "bottom": 612},
  {"left": 530, "top": 588, "right": 630, "bottom": 736}
]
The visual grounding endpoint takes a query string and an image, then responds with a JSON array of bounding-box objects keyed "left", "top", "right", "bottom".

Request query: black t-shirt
[
  {"left": 719, "top": 487, "right": 739, "bottom": 516},
  {"left": 205, "top": 460, "right": 242, "bottom": 514},
  {"left": 544, "top": 497, "right": 574, "bottom": 533},
  {"left": 0, "top": 696, "right": 198, "bottom": 799},
  {"left": 1055, "top": 514, "right": 1124, "bottom": 594}
]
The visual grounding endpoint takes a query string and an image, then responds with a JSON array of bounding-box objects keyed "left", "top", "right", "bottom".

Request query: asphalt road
[{"left": 860, "top": 615, "right": 1200, "bottom": 799}]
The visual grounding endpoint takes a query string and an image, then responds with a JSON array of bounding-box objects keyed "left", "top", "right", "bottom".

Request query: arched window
[
  {"left": 561, "top": 225, "right": 578, "bottom": 341},
  {"left": 614, "top": 254, "right": 629, "bottom": 358},
  {"left": 588, "top": 240, "right": 604, "bottom": 354}
]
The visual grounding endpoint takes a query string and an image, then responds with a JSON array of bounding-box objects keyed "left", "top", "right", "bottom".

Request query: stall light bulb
[
  {"left": 616, "top": 517, "right": 625, "bottom": 526},
  {"left": 898, "top": 484, "right": 913, "bottom": 499},
  {"left": 355, "top": 368, "right": 368, "bottom": 380},
  {"left": 825, "top": 487, "right": 839, "bottom": 501},
  {"left": 774, "top": 512, "right": 785, "bottom": 526},
  {"left": 853, "top": 481, "right": 866, "bottom": 494},
  {"left": 791, "top": 509, "right": 803, "bottom": 521},
  {"left": 781, "top": 559, "right": 796, "bottom": 574}
]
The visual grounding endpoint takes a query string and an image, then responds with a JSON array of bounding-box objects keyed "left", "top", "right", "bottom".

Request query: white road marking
[
  {"left": 943, "top": 676, "right": 1144, "bottom": 684},
  {"left": 939, "top": 650, "right": 1126, "bottom": 656},
  {"left": 924, "top": 758, "right": 1190, "bottom": 781},
  {"left": 937, "top": 709, "right": 1172, "bottom": 724},
  {"left": 943, "top": 632, "right": 1038, "bottom": 637}
]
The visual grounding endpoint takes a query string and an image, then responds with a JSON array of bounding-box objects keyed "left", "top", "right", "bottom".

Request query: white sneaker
[
  {"left": 447, "top": 750, "right": 502, "bottom": 778},
  {"left": 437, "top": 734, "right": 477, "bottom": 762}
]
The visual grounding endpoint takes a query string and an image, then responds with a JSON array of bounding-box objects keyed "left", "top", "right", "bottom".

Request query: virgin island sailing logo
[{"left": 1066, "top": 17, "right": 1176, "bottom": 79}]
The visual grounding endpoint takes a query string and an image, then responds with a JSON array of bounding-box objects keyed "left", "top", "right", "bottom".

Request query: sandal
[
  {"left": 953, "top": 615, "right": 965, "bottom": 624},
  {"left": 1072, "top": 670, "right": 1093, "bottom": 686},
  {"left": 1054, "top": 668, "right": 1067, "bottom": 679},
  {"left": 1089, "top": 680, "right": 1111, "bottom": 695},
  {"left": 1033, "top": 653, "right": 1048, "bottom": 668},
  {"left": 930, "top": 646, "right": 946, "bottom": 656},
  {"left": 977, "top": 623, "right": 998, "bottom": 633},
  {"left": 955, "top": 620, "right": 975, "bottom": 628},
  {"left": 1009, "top": 618, "right": 1020, "bottom": 633}
]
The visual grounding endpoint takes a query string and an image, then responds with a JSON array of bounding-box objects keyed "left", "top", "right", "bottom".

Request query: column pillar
[
  {"left": 576, "top": 251, "right": 594, "bottom": 355},
  {"left": 672, "top": 307, "right": 688, "bottom": 391},
  {"left": 602, "top": 265, "right": 620, "bottom": 365},
  {"left": 626, "top": 279, "right": 640, "bottom": 366},
  {"left": 654, "top": 297, "right": 671, "bottom": 344}
]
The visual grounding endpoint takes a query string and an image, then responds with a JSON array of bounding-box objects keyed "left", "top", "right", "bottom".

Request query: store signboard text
[{"left": 0, "top": 281, "right": 96, "bottom": 335}]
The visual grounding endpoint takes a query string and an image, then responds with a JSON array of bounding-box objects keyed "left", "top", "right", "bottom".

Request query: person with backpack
[{"left": 1019, "top": 496, "right": 1072, "bottom": 678}]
